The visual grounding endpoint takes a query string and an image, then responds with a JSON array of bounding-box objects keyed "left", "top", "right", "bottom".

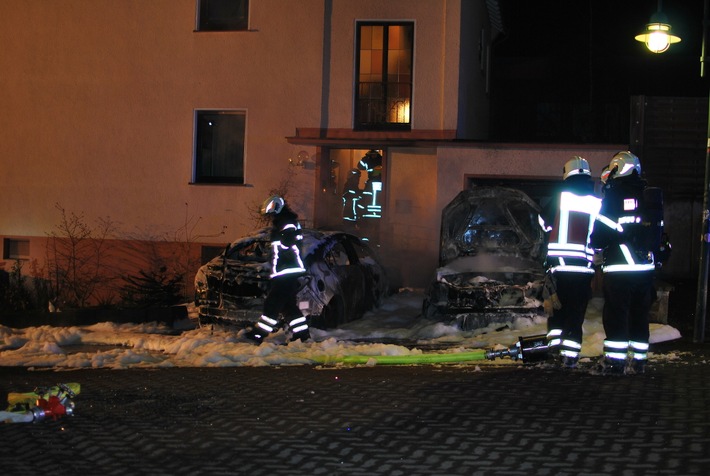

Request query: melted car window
[
  {"left": 325, "top": 243, "right": 350, "bottom": 266},
  {"left": 351, "top": 241, "right": 379, "bottom": 266},
  {"left": 471, "top": 200, "right": 509, "bottom": 226},
  {"left": 507, "top": 200, "right": 539, "bottom": 242}
]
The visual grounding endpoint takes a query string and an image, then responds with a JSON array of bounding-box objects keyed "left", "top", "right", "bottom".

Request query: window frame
[
  {"left": 354, "top": 21, "right": 414, "bottom": 131},
  {"left": 3, "top": 238, "right": 30, "bottom": 261},
  {"left": 193, "top": 109, "right": 247, "bottom": 185},
  {"left": 196, "top": 0, "right": 249, "bottom": 32}
]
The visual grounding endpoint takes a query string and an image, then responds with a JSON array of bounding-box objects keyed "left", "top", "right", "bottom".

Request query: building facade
[{"left": 0, "top": 1, "right": 622, "bottom": 307}]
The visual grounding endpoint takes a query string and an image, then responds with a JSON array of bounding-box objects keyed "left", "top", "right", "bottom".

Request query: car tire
[
  {"left": 320, "top": 295, "right": 345, "bottom": 329},
  {"left": 422, "top": 298, "right": 440, "bottom": 320}
]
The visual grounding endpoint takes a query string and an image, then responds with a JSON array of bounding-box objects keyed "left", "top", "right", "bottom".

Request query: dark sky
[
  {"left": 495, "top": 0, "right": 706, "bottom": 96},
  {"left": 490, "top": 0, "right": 708, "bottom": 142}
]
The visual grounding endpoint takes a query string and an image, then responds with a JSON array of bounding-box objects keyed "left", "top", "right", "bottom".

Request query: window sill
[
  {"left": 189, "top": 182, "right": 253, "bottom": 187},
  {"left": 193, "top": 29, "right": 259, "bottom": 33}
]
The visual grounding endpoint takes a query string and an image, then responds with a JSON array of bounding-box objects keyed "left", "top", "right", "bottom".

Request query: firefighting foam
[{"left": 0, "top": 289, "right": 681, "bottom": 370}]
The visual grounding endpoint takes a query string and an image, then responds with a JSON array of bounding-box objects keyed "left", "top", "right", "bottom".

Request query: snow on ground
[{"left": 0, "top": 289, "right": 681, "bottom": 370}]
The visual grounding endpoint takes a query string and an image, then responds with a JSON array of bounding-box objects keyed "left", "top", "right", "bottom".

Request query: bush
[{"left": 120, "top": 267, "right": 183, "bottom": 308}]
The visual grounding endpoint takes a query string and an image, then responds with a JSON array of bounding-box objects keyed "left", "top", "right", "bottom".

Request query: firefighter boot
[
  {"left": 597, "top": 356, "right": 625, "bottom": 376},
  {"left": 247, "top": 315, "right": 280, "bottom": 345},
  {"left": 290, "top": 328, "right": 311, "bottom": 343},
  {"left": 244, "top": 328, "right": 265, "bottom": 345},
  {"left": 288, "top": 316, "right": 310, "bottom": 343},
  {"left": 560, "top": 355, "right": 579, "bottom": 369},
  {"left": 625, "top": 359, "right": 647, "bottom": 375}
]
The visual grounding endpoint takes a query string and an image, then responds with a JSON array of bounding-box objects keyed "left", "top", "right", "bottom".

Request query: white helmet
[
  {"left": 563, "top": 156, "right": 591, "bottom": 180},
  {"left": 260, "top": 195, "right": 284, "bottom": 215},
  {"left": 609, "top": 151, "right": 641, "bottom": 178}
]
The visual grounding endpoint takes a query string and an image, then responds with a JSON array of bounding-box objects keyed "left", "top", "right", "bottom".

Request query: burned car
[
  {"left": 194, "top": 229, "right": 389, "bottom": 329},
  {"left": 422, "top": 186, "right": 546, "bottom": 330}
]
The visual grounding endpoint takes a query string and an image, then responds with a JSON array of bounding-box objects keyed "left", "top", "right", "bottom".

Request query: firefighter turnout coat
[
  {"left": 590, "top": 174, "right": 662, "bottom": 366},
  {"left": 543, "top": 176, "right": 601, "bottom": 362}
]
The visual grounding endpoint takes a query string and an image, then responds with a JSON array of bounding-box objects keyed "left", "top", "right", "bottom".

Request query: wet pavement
[{"left": 1, "top": 280, "right": 709, "bottom": 475}]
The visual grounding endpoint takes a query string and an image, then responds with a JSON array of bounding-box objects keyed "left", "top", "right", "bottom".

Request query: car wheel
[
  {"left": 422, "top": 280, "right": 446, "bottom": 320},
  {"left": 320, "top": 295, "right": 345, "bottom": 329},
  {"left": 422, "top": 297, "right": 440, "bottom": 320}
]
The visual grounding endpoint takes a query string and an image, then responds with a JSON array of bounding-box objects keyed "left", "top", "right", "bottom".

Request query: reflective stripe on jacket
[
  {"left": 270, "top": 223, "right": 306, "bottom": 278},
  {"left": 546, "top": 191, "right": 601, "bottom": 274}
]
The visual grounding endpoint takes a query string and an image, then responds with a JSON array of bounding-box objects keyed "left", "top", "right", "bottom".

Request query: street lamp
[
  {"left": 634, "top": 4, "right": 681, "bottom": 53},
  {"left": 635, "top": 0, "right": 709, "bottom": 343}
]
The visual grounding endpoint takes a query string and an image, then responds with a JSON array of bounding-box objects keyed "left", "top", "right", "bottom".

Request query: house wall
[
  {"left": 434, "top": 144, "right": 623, "bottom": 216},
  {"left": 325, "top": 0, "right": 464, "bottom": 132},
  {"left": 1, "top": 1, "right": 634, "bottom": 304},
  {"left": 380, "top": 148, "right": 440, "bottom": 288},
  {"left": 0, "top": 0, "right": 324, "bottom": 245}
]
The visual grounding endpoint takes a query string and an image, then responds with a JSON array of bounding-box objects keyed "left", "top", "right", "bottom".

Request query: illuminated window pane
[
  {"left": 355, "top": 22, "right": 413, "bottom": 130},
  {"left": 360, "top": 50, "right": 371, "bottom": 76},
  {"left": 371, "top": 50, "right": 383, "bottom": 76}
]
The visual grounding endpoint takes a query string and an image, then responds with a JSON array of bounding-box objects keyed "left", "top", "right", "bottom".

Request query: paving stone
[{"left": 1, "top": 342, "right": 710, "bottom": 475}]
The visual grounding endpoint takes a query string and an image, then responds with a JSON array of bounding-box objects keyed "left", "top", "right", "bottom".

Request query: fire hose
[{"left": 308, "top": 334, "right": 550, "bottom": 365}]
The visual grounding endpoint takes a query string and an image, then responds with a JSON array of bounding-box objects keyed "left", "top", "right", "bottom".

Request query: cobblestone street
[{"left": 2, "top": 338, "right": 709, "bottom": 476}]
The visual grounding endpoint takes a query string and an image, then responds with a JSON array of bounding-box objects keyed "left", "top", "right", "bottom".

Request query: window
[
  {"left": 325, "top": 243, "right": 351, "bottom": 267},
  {"left": 201, "top": 245, "right": 227, "bottom": 265},
  {"left": 355, "top": 22, "right": 413, "bottom": 130},
  {"left": 194, "top": 110, "right": 246, "bottom": 184},
  {"left": 197, "top": 0, "right": 249, "bottom": 31},
  {"left": 3, "top": 239, "right": 30, "bottom": 260}
]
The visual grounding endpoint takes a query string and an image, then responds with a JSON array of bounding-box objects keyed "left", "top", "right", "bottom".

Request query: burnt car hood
[{"left": 425, "top": 186, "right": 546, "bottom": 318}]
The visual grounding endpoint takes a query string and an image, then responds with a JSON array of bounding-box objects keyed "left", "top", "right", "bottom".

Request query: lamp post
[
  {"left": 697, "top": 0, "right": 710, "bottom": 343},
  {"left": 635, "top": 0, "right": 709, "bottom": 343}
]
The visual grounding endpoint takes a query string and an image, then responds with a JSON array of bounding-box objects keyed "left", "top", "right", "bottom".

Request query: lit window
[
  {"left": 197, "top": 0, "right": 249, "bottom": 31},
  {"left": 194, "top": 110, "right": 246, "bottom": 184},
  {"left": 355, "top": 22, "right": 413, "bottom": 130},
  {"left": 3, "top": 239, "right": 30, "bottom": 260}
]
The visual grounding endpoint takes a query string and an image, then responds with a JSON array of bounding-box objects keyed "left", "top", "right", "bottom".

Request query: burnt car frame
[
  {"left": 422, "top": 186, "right": 547, "bottom": 329},
  {"left": 194, "top": 228, "right": 389, "bottom": 329}
]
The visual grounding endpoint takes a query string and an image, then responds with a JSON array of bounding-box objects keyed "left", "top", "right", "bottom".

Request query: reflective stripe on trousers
[
  {"left": 288, "top": 316, "right": 309, "bottom": 335},
  {"left": 257, "top": 314, "right": 309, "bottom": 336},
  {"left": 603, "top": 339, "right": 649, "bottom": 362},
  {"left": 560, "top": 339, "right": 582, "bottom": 359},
  {"left": 547, "top": 329, "right": 562, "bottom": 349}
]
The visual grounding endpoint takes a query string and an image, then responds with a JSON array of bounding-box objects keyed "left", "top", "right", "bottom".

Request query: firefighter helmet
[
  {"left": 609, "top": 151, "right": 641, "bottom": 178},
  {"left": 562, "top": 156, "right": 591, "bottom": 180},
  {"left": 261, "top": 195, "right": 285, "bottom": 215}
]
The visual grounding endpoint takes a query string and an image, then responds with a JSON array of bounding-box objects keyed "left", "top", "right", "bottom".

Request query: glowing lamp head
[{"left": 634, "top": 12, "right": 681, "bottom": 53}]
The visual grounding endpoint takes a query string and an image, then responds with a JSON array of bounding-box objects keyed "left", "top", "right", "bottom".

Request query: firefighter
[
  {"left": 358, "top": 150, "right": 383, "bottom": 219},
  {"left": 245, "top": 195, "right": 310, "bottom": 345},
  {"left": 590, "top": 151, "right": 663, "bottom": 375},
  {"left": 542, "top": 156, "right": 602, "bottom": 368},
  {"left": 342, "top": 168, "right": 364, "bottom": 223}
]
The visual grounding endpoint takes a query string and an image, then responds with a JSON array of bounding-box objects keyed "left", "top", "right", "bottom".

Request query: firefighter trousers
[
  {"left": 257, "top": 274, "right": 309, "bottom": 338},
  {"left": 601, "top": 270, "right": 654, "bottom": 349},
  {"left": 547, "top": 271, "right": 594, "bottom": 350}
]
